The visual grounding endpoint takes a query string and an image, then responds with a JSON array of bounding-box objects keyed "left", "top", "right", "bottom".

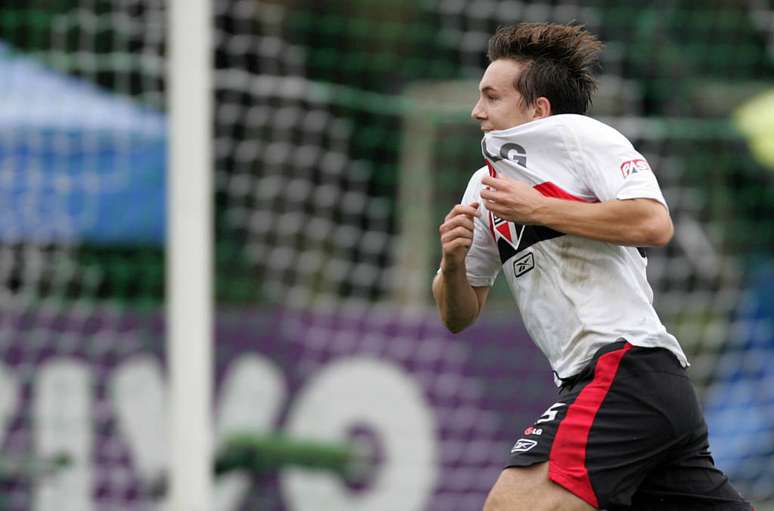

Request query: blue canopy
[{"left": 0, "top": 43, "right": 166, "bottom": 245}]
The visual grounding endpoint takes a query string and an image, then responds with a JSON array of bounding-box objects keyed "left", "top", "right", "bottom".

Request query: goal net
[{"left": 0, "top": 1, "right": 772, "bottom": 510}]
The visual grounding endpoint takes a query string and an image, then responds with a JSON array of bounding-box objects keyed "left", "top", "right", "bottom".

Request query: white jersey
[{"left": 462, "top": 114, "right": 687, "bottom": 384}]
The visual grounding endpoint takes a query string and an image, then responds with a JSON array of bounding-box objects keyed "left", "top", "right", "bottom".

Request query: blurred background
[{"left": 0, "top": 0, "right": 772, "bottom": 509}]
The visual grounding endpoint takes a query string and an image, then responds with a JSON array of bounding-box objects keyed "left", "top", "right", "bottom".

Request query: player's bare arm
[
  {"left": 432, "top": 203, "right": 490, "bottom": 333},
  {"left": 480, "top": 174, "right": 673, "bottom": 247}
]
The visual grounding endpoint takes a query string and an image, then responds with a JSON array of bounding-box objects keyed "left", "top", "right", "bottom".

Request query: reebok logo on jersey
[
  {"left": 620, "top": 159, "right": 650, "bottom": 178},
  {"left": 510, "top": 438, "right": 538, "bottom": 453},
  {"left": 513, "top": 252, "right": 534, "bottom": 277}
]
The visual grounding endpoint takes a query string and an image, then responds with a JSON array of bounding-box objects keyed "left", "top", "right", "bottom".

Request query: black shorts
[{"left": 506, "top": 341, "right": 753, "bottom": 510}]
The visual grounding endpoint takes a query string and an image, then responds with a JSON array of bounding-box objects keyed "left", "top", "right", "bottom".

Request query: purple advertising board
[{"left": 0, "top": 305, "right": 558, "bottom": 510}]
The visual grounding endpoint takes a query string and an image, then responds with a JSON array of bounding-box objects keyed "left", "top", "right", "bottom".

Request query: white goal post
[{"left": 167, "top": 0, "right": 214, "bottom": 509}]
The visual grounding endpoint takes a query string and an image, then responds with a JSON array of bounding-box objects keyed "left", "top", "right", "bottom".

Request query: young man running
[{"left": 432, "top": 23, "right": 752, "bottom": 511}]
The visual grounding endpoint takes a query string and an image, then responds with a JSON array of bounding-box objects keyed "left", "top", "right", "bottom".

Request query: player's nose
[{"left": 471, "top": 99, "right": 486, "bottom": 120}]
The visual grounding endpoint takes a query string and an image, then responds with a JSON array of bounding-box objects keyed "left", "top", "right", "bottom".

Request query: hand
[
  {"left": 480, "top": 175, "right": 546, "bottom": 224},
  {"left": 439, "top": 203, "right": 479, "bottom": 273}
]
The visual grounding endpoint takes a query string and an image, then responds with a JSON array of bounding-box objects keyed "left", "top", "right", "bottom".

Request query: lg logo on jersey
[
  {"left": 481, "top": 140, "right": 528, "bottom": 167},
  {"left": 513, "top": 252, "right": 534, "bottom": 278}
]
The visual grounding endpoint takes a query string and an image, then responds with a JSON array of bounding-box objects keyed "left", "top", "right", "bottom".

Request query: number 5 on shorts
[{"left": 536, "top": 402, "right": 566, "bottom": 424}]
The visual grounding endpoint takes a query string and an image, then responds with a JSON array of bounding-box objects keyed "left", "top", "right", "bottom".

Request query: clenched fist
[{"left": 439, "top": 202, "right": 480, "bottom": 273}]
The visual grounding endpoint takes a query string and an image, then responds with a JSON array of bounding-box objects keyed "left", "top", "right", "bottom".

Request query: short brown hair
[{"left": 487, "top": 23, "right": 603, "bottom": 115}]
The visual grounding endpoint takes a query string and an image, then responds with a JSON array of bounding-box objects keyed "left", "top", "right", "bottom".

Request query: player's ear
[{"left": 533, "top": 97, "right": 552, "bottom": 119}]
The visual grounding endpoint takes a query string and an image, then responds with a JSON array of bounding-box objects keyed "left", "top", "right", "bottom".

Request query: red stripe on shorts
[{"left": 548, "top": 343, "right": 633, "bottom": 508}]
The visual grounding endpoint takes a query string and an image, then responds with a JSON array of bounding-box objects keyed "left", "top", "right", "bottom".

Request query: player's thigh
[{"left": 483, "top": 463, "right": 597, "bottom": 511}]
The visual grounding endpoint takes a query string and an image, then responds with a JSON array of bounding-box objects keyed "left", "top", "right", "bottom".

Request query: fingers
[
  {"left": 481, "top": 175, "right": 509, "bottom": 189},
  {"left": 442, "top": 237, "right": 473, "bottom": 252},
  {"left": 480, "top": 175, "right": 497, "bottom": 188},
  {"left": 480, "top": 188, "right": 508, "bottom": 215},
  {"left": 481, "top": 175, "right": 520, "bottom": 190},
  {"left": 441, "top": 203, "right": 478, "bottom": 232},
  {"left": 479, "top": 188, "right": 498, "bottom": 201},
  {"left": 439, "top": 214, "right": 475, "bottom": 234},
  {"left": 440, "top": 225, "right": 474, "bottom": 244},
  {"left": 439, "top": 203, "right": 478, "bottom": 261},
  {"left": 485, "top": 202, "right": 505, "bottom": 218},
  {"left": 444, "top": 203, "right": 479, "bottom": 222}
]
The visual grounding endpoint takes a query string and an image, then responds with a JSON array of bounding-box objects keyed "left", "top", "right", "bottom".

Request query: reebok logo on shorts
[{"left": 511, "top": 438, "right": 538, "bottom": 453}]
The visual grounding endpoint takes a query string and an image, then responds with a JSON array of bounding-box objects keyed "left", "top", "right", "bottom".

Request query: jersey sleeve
[
  {"left": 461, "top": 169, "right": 501, "bottom": 287},
  {"left": 568, "top": 121, "right": 668, "bottom": 208}
]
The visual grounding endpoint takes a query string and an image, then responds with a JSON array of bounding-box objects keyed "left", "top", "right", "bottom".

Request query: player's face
[{"left": 471, "top": 59, "right": 539, "bottom": 132}]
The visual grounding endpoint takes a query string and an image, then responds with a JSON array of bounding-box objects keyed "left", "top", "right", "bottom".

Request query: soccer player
[{"left": 432, "top": 23, "right": 753, "bottom": 511}]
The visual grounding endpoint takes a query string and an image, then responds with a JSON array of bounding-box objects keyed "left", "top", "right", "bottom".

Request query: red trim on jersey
[
  {"left": 534, "top": 181, "right": 597, "bottom": 203},
  {"left": 485, "top": 160, "right": 497, "bottom": 178},
  {"left": 485, "top": 160, "right": 497, "bottom": 240},
  {"left": 495, "top": 222, "right": 512, "bottom": 242},
  {"left": 548, "top": 343, "right": 633, "bottom": 509}
]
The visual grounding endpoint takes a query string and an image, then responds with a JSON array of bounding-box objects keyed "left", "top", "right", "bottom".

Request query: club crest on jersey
[
  {"left": 620, "top": 158, "right": 650, "bottom": 178},
  {"left": 490, "top": 212, "right": 521, "bottom": 247}
]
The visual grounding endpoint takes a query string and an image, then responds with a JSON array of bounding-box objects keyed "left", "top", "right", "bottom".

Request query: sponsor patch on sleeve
[{"left": 620, "top": 158, "right": 651, "bottom": 178}]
